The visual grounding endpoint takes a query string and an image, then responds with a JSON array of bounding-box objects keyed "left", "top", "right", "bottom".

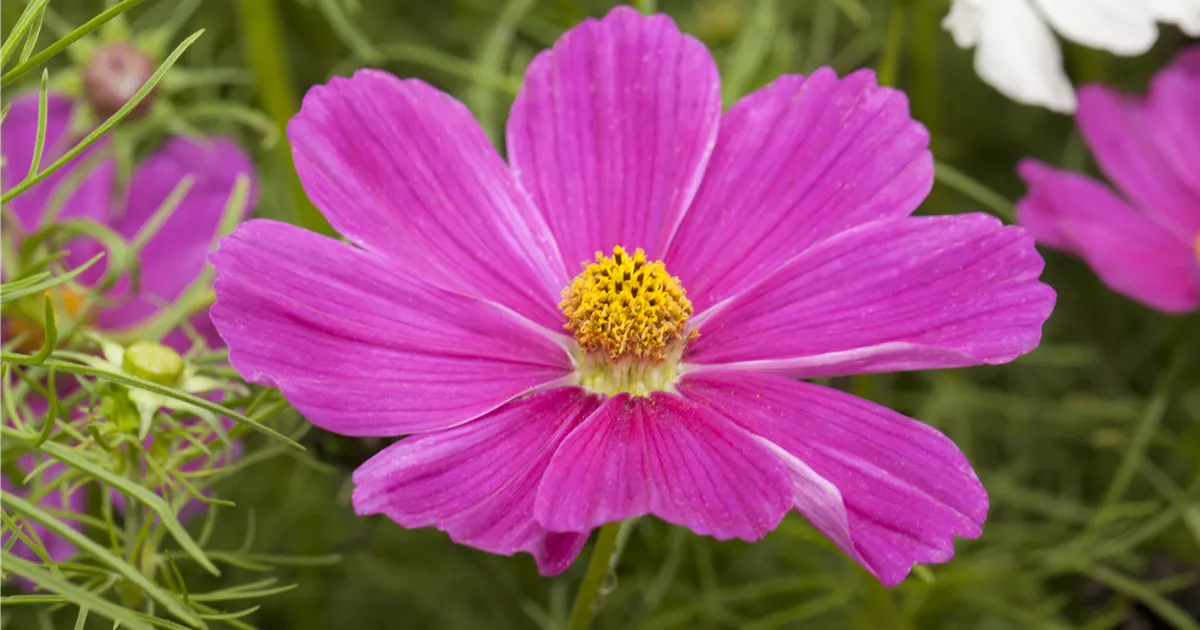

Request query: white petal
[
  {"left": 974, "top": 0, "right": 1077, "bottom": 113},
  {"left": 1147, "top": 0, "right": 1200, "bottom": 35},
  {"left": 1031, "top": 0, "right": 1159, "bottom": 55},
  {"left": 943, "top": 0, "right": 985, "bottom": 48}
]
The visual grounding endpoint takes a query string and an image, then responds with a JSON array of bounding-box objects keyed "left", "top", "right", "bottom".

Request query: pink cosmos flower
[
  {"left": 210, "top": 7, "right": 1055, "bottom": 586},
  {"left": 1017, "top": 47, "right": 1200, "bottom": 313},
  {"left": 1, "top": 92, "right": 256, "bottom": 345},
  {"left": 1, "top": 92, "right": 255, "bottom": 587}
]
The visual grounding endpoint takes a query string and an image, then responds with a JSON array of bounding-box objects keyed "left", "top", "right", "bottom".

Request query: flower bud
[
  {"left": 122, "top": 341, "right": 184, "bottom": 386},
  {"left": 82, "top": 41, "right": 156, "bottom": 120}
]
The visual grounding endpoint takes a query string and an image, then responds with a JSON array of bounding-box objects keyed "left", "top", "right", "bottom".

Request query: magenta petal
[
  {"left": 535, "top": 392, "right": 793, "bottom": 541},
  {"left": 88, "top": 137, "right": 256, "bottom": 330},
  {"left": 1016, "top": 160, "right": 1200, "bottom": 313},
  {"left": 1147, "top": 62, "right": 1200, "bottom": 206},
  {"left": 289, "top": 70, "right": 567, "bottom": 329},
  {"left": 507, "top": 6, "right": 721, "bottom": 269},
  {"left": 666, "top": 69, "right": 933, "bottom": 311},
  {"left": 686, "top": 214, "right": 1055, "bottom": 376},
  {"left": 210, "top": 219, "right": 573, "bottom": 436},
  {"left": 352, "top": 388, "right": 600, "bottom": 575},
  {"left": 1076, "top": 84, "right": 1200, "bottom": 237},
  {"left": 679, "top": 371, "right": 987, "bottom": 587},
  {"left": 0, "top": 92, "right": 114, "bottom": 232}
]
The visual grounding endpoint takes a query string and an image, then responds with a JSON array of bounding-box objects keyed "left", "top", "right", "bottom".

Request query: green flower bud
[{"left": 122, "top": 341, "right": 184, "bottom": 386}]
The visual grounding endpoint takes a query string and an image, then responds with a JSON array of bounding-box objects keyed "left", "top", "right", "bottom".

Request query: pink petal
[
  {"left": 1076, "top": 84, "right": 1200, "bottom": 237},
  {"left": 210, "top": 219, "right": 573, "bottom": 436},
  {"left": 1147, "top": 62, "right": 1200, "bottom": 206},
  {"left": 679, "top": 371, "right": 987, "bottom": 587},
  {"left": 535, "top": 392, "right": 793, "bottom": 541},
  {"left": 686, "top": 214, "right": 1055, "bottom": 376},
  {"left": 1168, "top": 46, "right": 1200, "bottom": 75},
  {"left": 85, "top": 137, "right": 257, "bottom": 330},
  {"left": 666, "top": 69, "right": 933, "bottom": 312},
  {"left": 1017, "top": 160, "right": 1200, "bottom": 313},
  {"left": 506, "top": 6, "right": 721, "bottom": 270},
  {"left": 0, "top": 92, "right": 114, "bottom": 232},
  {"left": 289, "top": 70, "right": 567, "bottom": 330},
  {"left": 352, "top": 388, "right": 600, "bottom": 575}
]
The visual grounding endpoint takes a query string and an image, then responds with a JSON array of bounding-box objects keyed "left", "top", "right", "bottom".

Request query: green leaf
[
  {"left": 1, "top": 492, "right": 204, "bottom": 626},
  {"left": 933, "top": 160, "right": 1016, "bottom": 222},
  {"left": 1082, "top": 564, "right": 1200, "bottom": 630},
  {"left": 0, "top": 0, "right": 52, "bottom": 69},
  {"left": 25, "top": 296, "right": 58, "bottom": 365},
  {"left": 2, "top": 29, "right": 204, "bottom": 204},
  {"left": 0, "top": 356, "right": 302, "bottom": 450},
  {"left": 464, "top": 0, "right": 535, "bottom": 144},
  {"left": 0, "top": 555, "right": 155, "bottom": 630},
  {"left": 26, "top": 70, "right": 51, "bottom": 179},
  {"left": 315, "top": 0, "right": 379, "bottom": 62},
  {"left": 12, "top": 438, "right": 222, "bottom": 577},
  {"left": 129, "top": 175, "right": 195, "bottom": 255},
  {"left": 0, "top": 0, "right": 151, "bottom": 88},
  {"left": 0, "top": 253, "right": 103, "bottom": 305}
]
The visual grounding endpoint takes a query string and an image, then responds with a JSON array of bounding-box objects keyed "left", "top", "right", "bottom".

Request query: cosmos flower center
[
  {"left": 560, "top": 246, "right": 696, "bottom": 396},
  {"left": 560, "top": 246, "right": 695, "bottom": 361}
]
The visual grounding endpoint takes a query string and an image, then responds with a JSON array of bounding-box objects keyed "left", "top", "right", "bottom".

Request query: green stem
[
  {"left": 876, "top": 0, "right": 906, "bottom": 87},
  {"left": 910, "top": 0, "right": 941, "bottom": 139},
  {"left": 933, "top": 160, "right": 1015, "bottom": 222},
  {"left": 1088, "top": 322, "right": 1196, "bottom": 533},
  {"left": 235, "top": 0, "right": 332, "bottom": 235},
  {"left": 0, "top": 0, "right": 150, "bottom": 88},
  {"left": 567, "top": 521, "right": 625, "bottom": 630}
]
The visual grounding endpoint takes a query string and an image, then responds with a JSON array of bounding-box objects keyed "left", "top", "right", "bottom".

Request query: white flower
[{"left": 944, "top": 0, "right": 1200, "bottom": 113}]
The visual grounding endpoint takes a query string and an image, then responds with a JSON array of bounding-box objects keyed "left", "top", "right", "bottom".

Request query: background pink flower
[
  {"left": 1016, "top": 47, "right": 1200, "bottom": 313},
  {"left": 211, "top": 7, "right": 1054, "bottom": 587},
  {"left": 1, "top": 93, "right": 257, "bottom": 585}
]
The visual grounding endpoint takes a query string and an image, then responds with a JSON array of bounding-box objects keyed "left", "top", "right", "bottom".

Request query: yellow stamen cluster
[{"left": 560, "top": 246, "right": 695, "bottom": 361}]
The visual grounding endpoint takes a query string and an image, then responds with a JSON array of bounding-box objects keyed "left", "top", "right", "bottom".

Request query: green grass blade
[
  {"left": 0, "top": 0, "right": 52, "bottom": 68},
  {"left": 0, "top": 355, "right": 302, "bottom": 449},
  {"left": 21, "top": 439, "right": 221, "bottom": 577},
  {"left": 1082, "top": 565, "right": 1200, "bottom": 630},
  {"left": 0, "top": 492, "right": 204, "bottom": 626},
  {"left": 0, "top": 555, "right": 156, "bottom": 630},
  {"left": 26, "top": 70, "right": 51, "bottom": 179},
  {"left": 2, "top": 29, "right": 204, "bottom": 204},
  {"left": 933, "top": 159, "right": 1016, "bottom": 222},
  {"left": 0, "top": 0, "right": 151, "bottom": 88},
  {"left": 0, "top": 254, "right": 103, "bottom": 305}
]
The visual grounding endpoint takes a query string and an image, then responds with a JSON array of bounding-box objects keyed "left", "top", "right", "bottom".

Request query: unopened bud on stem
[
  {"left": 122, "top": 341, "right": 184, "bottom": 387},
  {"left": 82, "top": 42, "right": 156, "bottom": 120}
]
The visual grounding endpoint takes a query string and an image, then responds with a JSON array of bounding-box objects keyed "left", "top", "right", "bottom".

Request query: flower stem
[
  {"left": 567, "top": 521, "right": 625, "bottom": 630},
  {"left": 876, "top": 0, "right": 907, "bottom": 87},
  {"left": 234, "top": 0, "right": 333, "bottom": 235}
]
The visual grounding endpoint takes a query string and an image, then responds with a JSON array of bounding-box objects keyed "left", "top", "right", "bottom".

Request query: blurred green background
[{"left": 2, "top": 0, "right": 1198, "bottom": 628}]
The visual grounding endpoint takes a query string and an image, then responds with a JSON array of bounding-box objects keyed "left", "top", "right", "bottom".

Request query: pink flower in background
[
  {"left": 1, "top": 92, "right": 258, "bottom": 344},
  {"left": 212, "top": 7, "right": 1055, "bottom": 586},
  {"left": 1017, "top": 47, "right": 1200, "bottom": 313},
  {"left": 0, "top": 92, "right": 256, "bottom": 588}
]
